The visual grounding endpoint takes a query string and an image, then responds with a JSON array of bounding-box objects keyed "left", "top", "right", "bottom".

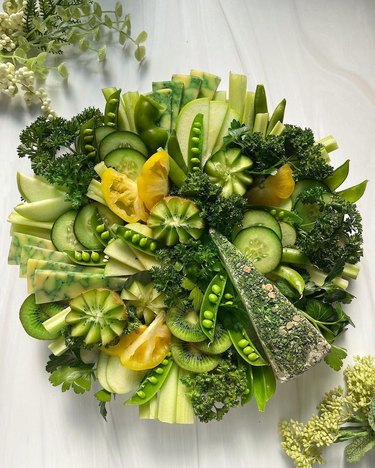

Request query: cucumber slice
[
  {"left": 233, "top": 226, "right": 282, "bottom": 273},
  {"left": 99, "top": 131, "right": 148, "bottom": 160},
  {"left": 17, "top": 173, "right": 65, "bottom": 202},
  {"left": 51, "top": 210, "right": 85, "bottom": 251},
  {"left": 279, "top": 222, "right": 297, "bottom": 247},
  {"left": 294, "top": 192, "right": 332, "bottom": 232},
  {"left": 104, "top": 148, "right": 146, "bottom": 180},
  {"left": 15, "top": 198, "right": 71, "bottom": 222},
  {"left": 232, "top": 209, "right": 282, "bottom": 240},
  {"left": 291, "top": 179, "right": 329, "bottom": 206},
  {"left": 94, "top": 126, "right": 116, "bottom": 146},
  {"left": 74, "top": 203, "right": 104, "bottom": 250}
]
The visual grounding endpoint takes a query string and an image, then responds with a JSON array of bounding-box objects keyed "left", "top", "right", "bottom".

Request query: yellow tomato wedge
[
  {"left": 137, "top": 150, "right": 169, "bottom": 211},
  {"left": 247, "top": 163, "right": 295, "bottom": 206},
  {"left": 103, "top": 312, "right": 171, "bottom": 370},
  {"left": 101, "top": 167, "right": 148, "bottom": 223}
]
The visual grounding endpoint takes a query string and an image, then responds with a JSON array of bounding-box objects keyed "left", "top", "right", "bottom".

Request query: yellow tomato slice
[
  {"left": 137, "top": 150, "right": 169, "bottom": 211},
  {"left": 103, "top": 313, "right": 171, "bottom": 370},
  {"left": 247, "top": 163, "right": 295, "bottom": 206},
  {"left": 101, "top": 168, "right": 148, "bottom": 223}
]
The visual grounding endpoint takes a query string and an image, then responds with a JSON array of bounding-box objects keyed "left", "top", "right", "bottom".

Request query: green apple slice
[
  {"left": 106, "top": 355, "right": 146, "bottom": 394},
  {"left": 176, "top": 97, "right": 210, "bottom": 166},
  {"left": 212, "top": 107, "right": 240, "bottom": 155},
  {"left": 97, "top": 352, "right": 114, "bottom": 393},
  {"left": 8, "top": 210, "right": 54, "bottom": 230},
  {"left": 205, "top": 101, "right": 229, "bottom": 166},
  {"left": 15, "top": 198, "right": 72, "bottom": 222},
  {"left": 17, "top": 173, "right": 66, "bottom": 202}
]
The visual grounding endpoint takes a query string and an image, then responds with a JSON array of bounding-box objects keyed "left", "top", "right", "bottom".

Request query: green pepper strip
[
  {"left": 115, "top": 225, "right": 160, "bottom": 256},
  {"left": 125, "top": 358, "right": 174, "bottom": 405},
  {"left": 324, "top": 159, "right": 350, "bottom": 191},
  {"left": 268, "top": 265, "right": 305, "bottom": 297},
  {"left": 104, "top": 89, "right": 121, "bottom": 128},
  {"left": 254, "top": 84, "right": 268, "bottom": 115},
  {"left": 188, "top": 113, "right": 204, "bottom": 172},
  {"left": 199, "top": 273, "right": 227, "bottom": 341},
  {"left": 64, "top": 249, "right": 105, "bottom": 266},
  {"left": 337, "top": 179, "right": 368, "bottom": 203},
  {"left": 241, "top": 364, "right": 254, "bottom": 405},
  {"left": 267, "top": 98, "right": 286, "bottom": 135},
  {"left": 134, "top": 95, "right": 169, "bottom": 154}
]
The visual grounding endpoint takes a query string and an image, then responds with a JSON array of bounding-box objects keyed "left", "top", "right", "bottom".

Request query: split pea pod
[
  {"left": 79, "top": 116, "right": 98, "bottom": 160},
  {"left": 254, "top": 84, "right": 268, "bottom": 115},
  {"left": 241, "top": 364, "right": 254, "bottom": 405},
  {"left": 188, "top": 113, "right": 204, "bottom": 172},
  {"left": 126, "top": 357, "right": 173, "bottom": 405},
  {"left": 259, "top": 206, "right": 303, "bottom": 224},
  {"left": 337, "top": 179, "right": 368, "bottom": 203},
  {"left": 324, "top": 159, "right": 350, "bottom": 191},
  {"left": 281, "top": 247, "right": 309, "bottom": 265},
  {"left": 199, "top": 273, "right": 227, "bottom": 341},
  {"left": 268, "top": 265, "right": 305, "bottom": 297},
  {"left": 91, "top": 209, "right": 113, "bottom": 247},
  {"left": 104, "top": 89, "right": 121, "bottom": 128},
  {"left": 65, "top": 249, "right": 105, "bottom": 266},
  {"left": 115, "top": 225, "right": 160, "bottom": 256},
  {"left": 267, "top": 98, "right": 286, "bottom": 135}
]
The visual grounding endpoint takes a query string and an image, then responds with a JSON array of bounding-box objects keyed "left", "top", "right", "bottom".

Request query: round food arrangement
[{"left": 8, "top": 70, "right": 366, "bottom": 423}]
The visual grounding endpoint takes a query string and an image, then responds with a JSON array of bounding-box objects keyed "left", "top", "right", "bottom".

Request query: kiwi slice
[
  {"left": 147, "top": 196, "right": 204, "bottom": 246},
  {"left": 194, "top": 322, "right": 232, "bottom": 354},
  {"left": 171, "top": 336, "right": 220, "bottom": 373},
  {"left": 166, "top": 307, "right": 206, "bottom": 343},
  {"left": 65, "top": 288, "right": 127, "bottom": 346},
  {"left": 19, "top": 294, "right": 62, "bottom": 340}
]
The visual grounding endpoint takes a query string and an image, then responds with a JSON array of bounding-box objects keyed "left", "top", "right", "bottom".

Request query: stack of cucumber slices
[{"left": 8, "top": 70, "right": 366, "bottom": 423}]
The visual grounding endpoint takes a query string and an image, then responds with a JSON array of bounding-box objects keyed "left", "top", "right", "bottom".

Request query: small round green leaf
[
  {"left": 104, "top": 14, "right": 113, "bottom": 28},
  {"left": 57, "top": 63, "right": 69, "bottom": 79},
  {"left": 93, "top": 2, "right": 102, "bottom": 18},
  {"left": 135, "top": 31, "right": 148, "bottom": 44},
  {"left": 97, "top": 45, "right": 107, "bottom": 63},
  {"left": 119, "top": 31, "right": 127, "bottom": 45},
  {"left": 115, "top": 1, "right": 123, "bottom": 17},
  {"left": 79, "top": 38, "right": 90, "bottom": 52},
  {"left": 134, "top": 45, "right": 146, "bottom": 61}
]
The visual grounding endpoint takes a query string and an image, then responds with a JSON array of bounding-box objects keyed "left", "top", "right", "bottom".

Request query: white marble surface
[{"left": 1, "top": 0, "right": 375, "bottom": 467}]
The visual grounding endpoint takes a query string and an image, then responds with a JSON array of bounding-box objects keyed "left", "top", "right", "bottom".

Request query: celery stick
[
  {"left": 267, "top": 99, "right": 286, "bottom": 135},
  {"left": 242, "top": 91, "right": 255, "bottom": 128},
  {"left": 48, "top": 336, "right": 68, "bottom": 356},
  {"left": 228, "top": 72, "right": 247, "bottom": 118},
  {"left": 175, "top": 368, "right": 195, "bottom": 424},
  {"left": 342, "top": 263, "right": 360, "bottom": 280},
  {"left": 253, "top": 113, "right": 269, "bottom": 136},
  {"left": 269, "top": 121, "right": 285, "bottom": 136},
  {"left": 317, "top": 135, "right": 338, "bottom": 153},
  {"left": 214, "top": 90, "right": 226, "bottom": 101},
  {"left": 157, "top": 363, "right": 178, "bottom": 423},
  {"left": 123, "top": 92, "right": 140, "bottom": 133},
  {"left": 43, "top": 307, "right": 71, "bottom": 335}
]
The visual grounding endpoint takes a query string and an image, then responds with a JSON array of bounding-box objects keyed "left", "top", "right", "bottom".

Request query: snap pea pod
[
  {"left": 324, "top": 159, "right": 349, "bottom": 191},
  {"left": 91, "top": 209, "right": 116, "bottom": 247},
  {"left": 104, "top": 89, "right": 121, "bottom": 128},
  {"left": 79, "top": 116, "right": 98, "bottom": 159},
  {"left": 188, "top": 113, "right": 204, "bottom": 172},
  {"left": 134, "top": 95, "right": 168, "bottom": 154},
  {"left": 252, "top": 365, "right": 276, "bottom": 412},
  {"left": 267, "top": 98, "right": 286, "bottom": 135},
  {"left": 65, "top": 249, "right": 105, "bottom": 266},
  {"left": 281, "top": 247, "right": 310, "bottom": 265},
  {"left": 268, "top": 265, "right": 305, "bottom": 297},
  {"left": 200, "top": 273, "right": 227, "bottom": 341},
  {"left": 115, "top": 225, "right": 160, "bottom": 256},
  {"left": 125, "top": 356, "right": 173, "bottom": 405},
  {"left": 220, "top": 310, "right": 267, "bottom": 367},
  {"left": 337, "top": 179, "right": 368, "bottom": 203},
  {"left": 248, "top": 205, "right": 303, "bottom": 224},
  {"left": 241, "top": 364, "right": 254, "bottom": 405}
]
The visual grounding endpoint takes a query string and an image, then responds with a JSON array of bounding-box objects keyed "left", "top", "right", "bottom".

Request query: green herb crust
[{"left": 210, "top": 230, "right": 330, "bottom": 382}]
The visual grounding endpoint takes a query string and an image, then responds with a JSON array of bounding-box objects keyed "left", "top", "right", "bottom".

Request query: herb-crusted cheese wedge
[
  {"left": 210, "top": 229, "right": 330, "bottom": 382},
  {"left": 8, "top": 233, "right": 55, "bottom": 265}
]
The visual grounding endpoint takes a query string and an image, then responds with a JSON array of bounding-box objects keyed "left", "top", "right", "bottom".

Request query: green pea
[
  {"left": 84, "top": 135, "right": 93, "bottom": 142},
  {"left": 83, "top": 128, "right": 93, "bottom": 135},
  {"left": 224, "top": 293, "right": 233, "bottom": 299},
  {"left": 107, "top": 122, "right": 116, "bottom": 127},
  {"left": 208, "top": 293, "right": 218, "bottom": 304},
  {"left": 192, "top": 137, "right": 200, "bottom": 143},
  {"left": 84, "top": 144, "right": 95, "bottom": 152},
  {"left": 124, "top": 230, "right": 132, "bottom": 239},
  {"left": 193, "top": 128, "right": 201, "bottom": 135},
  {"left": 219, "top": 275, "right": 224, "bottom": 280},
  {"left": 101, "top": 231, "right": 110, "bottom": 240},
  {"left": 74, "top": 251, "right": 82, "bottom": 261},
  {"left": 155, "top": 368, "right": 164, "bottom": 375},
  {"left": 147, "top": 376, "right": 158, "bottom": 385},
  {"left": 149, "top": 242, "right": 157, "bottom": 252},
  {"left": 82, "top": 251, "right": 90, "bottom": 262},
  {"left": 203, "top": 310, "right": 214, "bottom": 320},
  {"left": 248, "top": 353, "right": 258, "bottom": 361},
  {"left": 194, "top": 122, "right": 202, "bottom": 128},
  {"left": 91, "top": 251, "right": 100, "bottom": 262},
  {"left": 224, "top": 301, "right": 233, "bottom": 305},
  {"left": 202, "top": 319, "right": 213, "bottom": 329},
  {"left": 87, "top": 151, "right": 96, "bottom": 158},
  {"left": 238, "top": 339, "right": 249, "bottom": 348},
  {"left": 278, "top": 211, "right": 285, "bottom": 219},
  {"left": 243, "top": 388, "right": 250, "bottom": 395},
  {"left": 191, "top": 147, "right": 200, "bottom": 154},
  {"left": 191, "top": 157, "right": 200, "bottom": 164},
  {"left": 136, "top": 390, "right": 146, "bottom": 399},
  {"left": 109, "top": 98, "right": 119, "bottom": 105},
  {"left": 96, "top": 223, "right": 105, "bottom": 233},
  {"left": 192, "top": 166, "right": 200, "bottom": 172},
  {"left": 132, "top": 233, "right": 140, "bottom": 244},
  {"left": 243, "top": 346, "right": 254, "bottom": 355},
  {"left": 270, "top": 209, "right": 277, "bottom": 216},
  {"left": 107, "top": 112, "right": 116, "bottom": 119},
  {"left": 162, "top": 359, "right": 169, "bottom": 366},
  {"left": 139, "top": 238, "right": 148, "bottom": 248},
  {"left": 211, "top": 284, "right": 221, "bottom": 294}
]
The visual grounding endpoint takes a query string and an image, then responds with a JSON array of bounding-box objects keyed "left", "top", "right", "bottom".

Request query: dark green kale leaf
[
  {"left": 181, "top": 351, "right": 248, "bottom": 422},
  {"left": 179, "top": 171, "right": 247, "bottom": 238}
]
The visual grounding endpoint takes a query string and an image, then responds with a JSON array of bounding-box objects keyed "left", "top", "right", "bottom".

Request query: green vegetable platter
[{"left": 8, "top": 70, "right": 367, "bottom": 423}]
